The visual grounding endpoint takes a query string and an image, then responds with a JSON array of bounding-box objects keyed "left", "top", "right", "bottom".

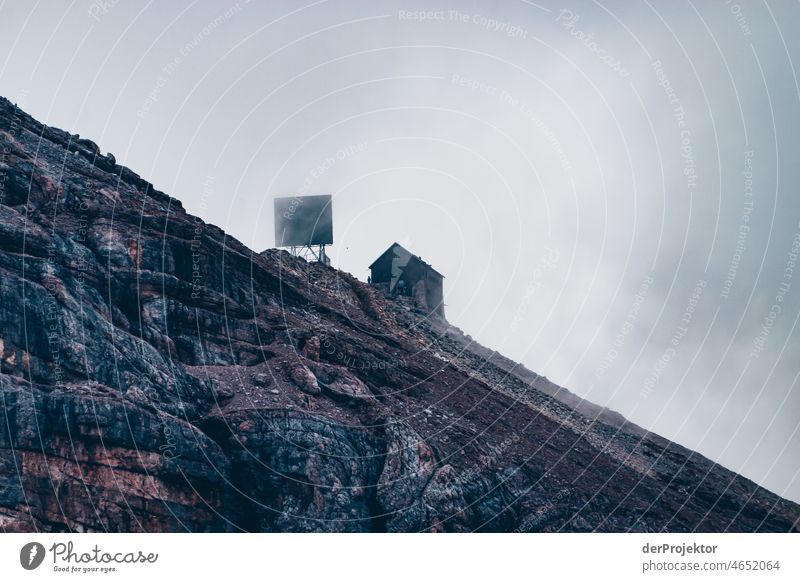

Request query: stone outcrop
[{"left": 0, "top": 96, "right": 798, "bottom": 532}]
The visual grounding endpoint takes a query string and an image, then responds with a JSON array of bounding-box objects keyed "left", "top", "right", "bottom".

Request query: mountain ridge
[{"left": 0, "top": 95, "right": 797, "bottom": 532}]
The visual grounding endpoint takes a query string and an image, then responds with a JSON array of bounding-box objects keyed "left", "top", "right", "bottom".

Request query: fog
[{"left": 1, "top": 0, "right": 798, "bottom": 502}]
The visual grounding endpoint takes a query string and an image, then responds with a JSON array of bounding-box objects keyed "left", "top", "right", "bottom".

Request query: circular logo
[{"left": 20, "top": 542, "right": 46, "bottom": 570}]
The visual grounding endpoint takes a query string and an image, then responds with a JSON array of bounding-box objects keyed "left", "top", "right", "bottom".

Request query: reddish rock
[
  {"left": 0, "top": 96, "right": 797, "bottom": 533},
  {"left": 302, "top": 336, "right": 321, "bottom": 361},
  {"left": 288, "top": 364, "right": 321, "bottom": 395}
]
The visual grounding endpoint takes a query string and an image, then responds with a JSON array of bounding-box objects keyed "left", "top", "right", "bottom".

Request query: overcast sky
[{"left": 1, "top": 0, "right": 798, "bottom": 503}]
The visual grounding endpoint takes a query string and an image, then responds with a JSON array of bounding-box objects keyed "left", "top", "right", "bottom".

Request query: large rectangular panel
[{"left": 274, "top": 194, "right": 333, "bottom": 246}]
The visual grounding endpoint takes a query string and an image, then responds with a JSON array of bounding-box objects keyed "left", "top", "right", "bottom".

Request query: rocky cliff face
[{"left": 0, "top": 96, "right": 797, "bottom": 532}]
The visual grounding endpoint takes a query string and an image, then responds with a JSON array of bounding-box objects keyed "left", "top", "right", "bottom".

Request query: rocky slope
[{"left": 0, "top": 96, "right": 797, "bottom": 532}]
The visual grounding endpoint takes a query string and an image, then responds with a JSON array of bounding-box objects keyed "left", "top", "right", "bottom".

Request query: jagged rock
[
  {"left": 310, "top": 361, "right": 373, "bottom": 402},
  {"left": 211, "top": 380, "right": 235, "bottom": 402},
  {"left": 253, "top": 373, "right": 272, "bottom": 387},
  {"left": 124, "top": 386, "right": 151, "bottom": 406},
  {"left": 0, "top": 95, "right": 797, "bottom": 533},
  {"left": 287, "top": 364, "right": 321, "bottom": 395},
  {"left": 377, "top": 422, "right": 438, "bottom": 531},
  {"left": 199, "top": 410, "right": 383, "bottom": 532},
  {"left": 0, "top": 377, "right": 231, "bottom": 532},
  {"left": 302, "top": 335, "right": 321, "bottom": 361}
]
